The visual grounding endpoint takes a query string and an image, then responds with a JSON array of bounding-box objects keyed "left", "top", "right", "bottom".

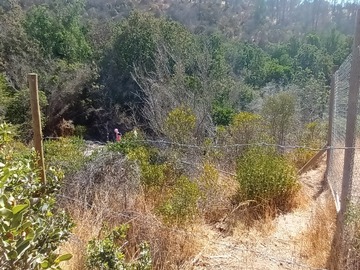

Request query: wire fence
[
  {"left": 326, "top": 46, "right": 360, "bottom": 267},
  {"left": 326, "top": 53, "right": 352, "bottom": 212}
]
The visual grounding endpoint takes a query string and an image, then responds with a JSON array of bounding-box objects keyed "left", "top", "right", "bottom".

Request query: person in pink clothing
[{"left": 114, "top": 128, "right": 122, "bottom": 142}]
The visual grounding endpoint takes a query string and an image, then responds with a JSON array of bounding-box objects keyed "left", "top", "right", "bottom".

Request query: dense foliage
[
  {"left": 0, "top": 123, "right": 73, "bottom": 269},
  {"left": 0, "top": 1, "right": 357, "bottom": 267},
  {"left": 0, "top": 0, "right": 354, "bottom": 141},
  {"left": 236, "top": 147, "right": 299, "bottom": 211}
]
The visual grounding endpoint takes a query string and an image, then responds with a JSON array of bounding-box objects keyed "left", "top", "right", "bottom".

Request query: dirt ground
[{"left": 188, "top": 160, "right": 332, "bottom": 270}]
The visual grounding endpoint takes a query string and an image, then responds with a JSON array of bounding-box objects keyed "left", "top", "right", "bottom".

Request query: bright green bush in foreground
[
  {"left": 236, "top": 147, "right": 299, "bottom": 210},
  {"left": 0, "top": 122, "right": 73, "bottom": 269}
]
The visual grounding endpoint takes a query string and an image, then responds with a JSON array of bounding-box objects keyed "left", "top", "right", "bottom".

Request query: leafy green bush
[
  {"left": 236, "top": 147, "right": 299, "bottom": 211},
  {"left": 230, "top": 112, "right": 264, "bottom": 144},
  {"left": 106, "top": 130, "right": 143, "bottom": 155},
  {"left": 44, "top": 137, "right": 86, "bottom": 175},
  {"left": 0, "top": 122, "right": 73, "bottom": 269},
  {"left": 0, "top": 74, "right": 13, "bottom": 121},
  {"left": 212, "top": 105, "right": 235, "bottom": 126},
  {"left": 5, "top": 89, "right": 48, "bottom": 141},
  {"left": 74, "top": 125, "right": 87, "bottom": 138},
  {"left": 214, "top": 112, "right": 265, "bottom": 168},
  {"left": 25, "top": 3, "right": 92, "bottom": 62},
  {"left": 261, "top": 92, "right": 296, "bottom": 146},
  {"left": 164, "top": 107, "right": 196, "bottom": 144},
  {"left": 127, "top": 146, "right": 168, "bottom": 188},
  {"left": 108, "top": 133, "right": 169, "bottom": 189},
  {"left": 86, "top": 225, "right": 151, "bottom": 270},
  {"left": 157, "top": 176, "right": 200, "bottom": 224}
]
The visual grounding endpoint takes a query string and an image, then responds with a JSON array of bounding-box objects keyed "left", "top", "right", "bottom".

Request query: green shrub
[
  {"left": 140, "top": 162, "right": 167, "bottom": 188},
  {"left": 86, "top": 225, "right": 151, "bottom": 270},
  {"left": 5, "top": 89, "right": 48, "bottom": 141},
  {"left": 236, "top": 147, "right": 299, "bottom": 211},
  {"left": 216, "top": 112, "right": 266, "bottom": 168},
  {"left": 110, "top": 137, "right": 168, "bottom": 190},
  {"left": 44, "top": 137, "right": 86, "bottom": 175},
  {"left": 74, "top": 125, "right": 87, "bottom": 138},
  {"left": 108, "top": 132, "right": 170, "bottom": 189},
  {"left": 157, "top": 176, "right": 200, "bottom": 224},
  {"left": 212, "top": 105, "right": 235, "bottom": 126},
  {"left": 230, "top": 112, "right": 264, "bottom": 144},
  {"left": 0, "top": 75, "right": 13, "bottom": 121},
  {"left": 128, "top": 146, "right": 168, "bottom": 188},
  {"left": 106, "top": 130, "right": 143, "bottom": 155},
  {"left": 0, "top": 122, "right": 73, "bottom": 269},
  {"left": 86, "top": 225, "right": 128, "bottom": 270},
  {"left": 261, "top": 92, "right": 296, "bottom": 146},
  {"left": 164, "top": 107, "right": 196, "bottom": 144}
]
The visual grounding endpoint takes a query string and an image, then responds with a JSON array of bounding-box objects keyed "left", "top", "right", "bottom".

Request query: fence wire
[
  {"left": 327, "top": 54, "right": 352, "bottom": 212},
  {"left": 327, "top": 52, "right": 360, "bottom": 269}
]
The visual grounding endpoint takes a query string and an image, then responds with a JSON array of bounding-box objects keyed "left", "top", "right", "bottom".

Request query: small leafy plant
[{"left": 86, "top": 225, "right": 151, "bottom": 270}]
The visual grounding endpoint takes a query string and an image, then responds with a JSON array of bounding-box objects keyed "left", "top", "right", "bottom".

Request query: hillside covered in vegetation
[
  {"left": 0, "top": 0, "right": 355, "bottom": 140},
  {"left": 1, "top": 0, "right": 359, "bottom": 269}
]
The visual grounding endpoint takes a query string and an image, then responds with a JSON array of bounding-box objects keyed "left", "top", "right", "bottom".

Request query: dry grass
[
  {"left": 200, "top": 172, "right": 238, "bottom": 224},
  {"left": 328, "top": 204, "right": 360, "bottom": 270},
  {"left": 59, "top": 209, "right": 103, "bottom": 270},
  {"left": 231, "top": 206, "right": 276, "bottom": 239},
  {"left": 57, "top": 148, "right": 316, "bottom": 270},
  {"left": 299, "top": 192, "right": 336, "bottom": 268},
  {"left": 59, "top": 202, "right": 202, "bottom": 269},
  {"left": 58, "top": 152, "right": 202, "bottom": 270}
]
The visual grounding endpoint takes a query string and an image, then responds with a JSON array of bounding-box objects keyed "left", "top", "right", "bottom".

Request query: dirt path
[{"left": 190, "top": 161, "right": 330, "bottom": 270}]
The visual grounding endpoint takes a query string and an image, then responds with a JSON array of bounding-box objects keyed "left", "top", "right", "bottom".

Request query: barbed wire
[
  {"left": 113, "top": 139, "right": 360, "bottom": 151},
  {"left": 44, "top": 136, "right": 360, "bottom": 151}
]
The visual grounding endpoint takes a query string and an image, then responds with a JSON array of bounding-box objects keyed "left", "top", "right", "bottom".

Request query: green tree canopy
[{"left": 25, "top": 0, "right": 91, "bottom": 62}]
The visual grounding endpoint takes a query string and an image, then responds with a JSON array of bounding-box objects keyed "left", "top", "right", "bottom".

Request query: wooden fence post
[{"left": 28, "top": 73, "right": 46, "bottom": 185}]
